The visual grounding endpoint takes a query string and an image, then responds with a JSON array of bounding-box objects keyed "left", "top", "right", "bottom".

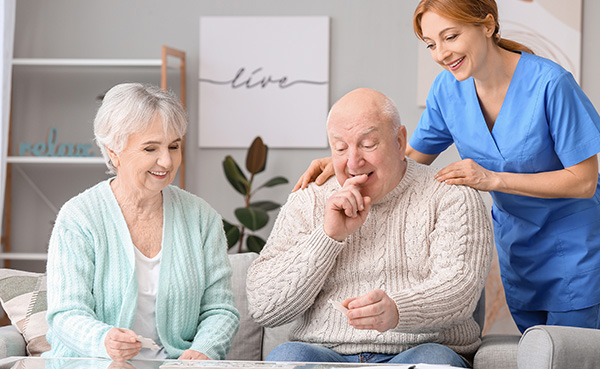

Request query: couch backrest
[
  {"left": 226, "top": 253, "right": 292, "bottom": 361},
  {"left": 226, "top": 252, "right": 266, "bottom": 361}
]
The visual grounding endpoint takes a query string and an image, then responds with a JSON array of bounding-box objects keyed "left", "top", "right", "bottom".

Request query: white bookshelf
[{"left": 2, "top": 46, "right": 187, "bottom": 267}]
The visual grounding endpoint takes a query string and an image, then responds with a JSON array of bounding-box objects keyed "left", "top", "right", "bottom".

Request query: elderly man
[{"left": 246, "top": 88, "right": 492, "bottom": 367}]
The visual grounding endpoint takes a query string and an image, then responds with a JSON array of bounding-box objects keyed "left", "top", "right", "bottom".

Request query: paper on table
[{"left": 160, "top": 361, "right": 297, "bottom": 369}]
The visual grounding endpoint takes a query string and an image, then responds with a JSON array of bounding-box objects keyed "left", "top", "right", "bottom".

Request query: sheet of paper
[{"left": 160, "top": 361, "right": 297, "bottom": 369}]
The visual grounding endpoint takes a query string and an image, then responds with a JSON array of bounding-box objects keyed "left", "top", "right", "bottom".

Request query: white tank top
[{"left": 132, "top": 247, "right": 168, "bottom": 359}]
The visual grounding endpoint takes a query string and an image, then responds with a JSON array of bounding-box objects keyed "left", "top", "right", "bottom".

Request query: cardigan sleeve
[
  {"left": 246, "top": 185, "right": 345, "bottom": 327},
  {"left": 187, "top": 208, "right": 240, "bottom": 359},
  {"left": 389, "top": 184, "right": 492, "bottom": 332},
  {"left": 45, "top": 225, "right": 111, "bottom": 359}
]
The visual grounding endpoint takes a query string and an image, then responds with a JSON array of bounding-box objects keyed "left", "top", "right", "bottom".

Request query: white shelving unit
[{"left": 1, "top": 46, "right": 187, "bottom": 265}]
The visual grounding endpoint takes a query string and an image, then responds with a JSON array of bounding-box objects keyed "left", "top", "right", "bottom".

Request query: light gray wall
[{"left": 6, "top": 0, "right": 600, "bottom": 271}]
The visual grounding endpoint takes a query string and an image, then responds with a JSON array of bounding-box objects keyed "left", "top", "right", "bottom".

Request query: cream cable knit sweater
[{"left": 247, "top": 159, "right": 492, "bottom": 356}]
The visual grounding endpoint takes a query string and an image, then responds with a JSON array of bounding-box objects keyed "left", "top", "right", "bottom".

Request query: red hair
[{"left": 413, "top": 0, "right": 533, "bottom": 54}]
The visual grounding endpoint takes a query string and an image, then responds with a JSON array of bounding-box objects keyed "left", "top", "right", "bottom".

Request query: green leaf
[
  {"left": 257, "top": 176, "right": 289, "bottom": 189},
  {"left": 223, "top": 219, "right": 240, "bottom": 249},
  {"left": 250, "top": 200, "right": 280, "bottom": 211},
  {"left": 235, "top": 206, "right": 269, "bottom": 231},
  {"left": 223, "top": 156, "right": 248, "bottom": 195},
  {"left": 246, "top": 235, "right": 266, "bottom": 253},
  {"left": 246, "top": 137, "right": 268, "bottom": 175}
]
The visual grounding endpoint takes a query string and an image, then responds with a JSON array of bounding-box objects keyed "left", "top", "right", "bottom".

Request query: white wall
[{"left": 6, "top": 0, "right": 600, "bottom": 271}]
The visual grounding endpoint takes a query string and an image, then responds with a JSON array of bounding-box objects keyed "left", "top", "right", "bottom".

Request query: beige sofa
[{"left": 1, "top": 252, "right": 600, "bottom": 368}]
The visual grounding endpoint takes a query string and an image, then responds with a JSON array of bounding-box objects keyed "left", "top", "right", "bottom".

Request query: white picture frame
[{"left": 199, "top": 16, "right": 330, "bottom": 148}]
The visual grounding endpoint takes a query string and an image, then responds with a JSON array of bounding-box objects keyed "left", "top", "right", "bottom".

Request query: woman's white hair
[{"left": 94, "top": 83, "right": 188, "bottom": 174}]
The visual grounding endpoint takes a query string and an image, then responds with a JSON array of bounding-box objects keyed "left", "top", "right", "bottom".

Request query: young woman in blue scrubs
[{"left": 294, "top": 0, "right": 600, "bottom": 333}]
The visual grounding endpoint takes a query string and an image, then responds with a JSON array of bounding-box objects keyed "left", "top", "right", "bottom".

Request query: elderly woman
[{"left": 43, "top": 83, "right": 240, "bottom": 361}]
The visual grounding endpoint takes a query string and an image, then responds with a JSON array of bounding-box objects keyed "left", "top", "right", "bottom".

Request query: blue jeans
[
  {"left": 509, "top": 303, "right": 600, "bottom": 333},
  {"left": 266, "top": 342, "right": 470, "bottom": 368}
]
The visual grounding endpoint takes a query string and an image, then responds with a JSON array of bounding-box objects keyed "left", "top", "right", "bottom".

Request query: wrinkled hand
[
  {"left": 342, "top": 289, "right": 399, "bottom": 332},
  {"left": 178, "top": 349, "right": 209, "bottom": 360},
  {"left": 435, "top": 159, "right": 498, "bottom": 191},
  {"left": 323, "top": 174, "right": 372, "bottom": 241},
  {"left": 292, "top": 157, "right": 334, "bottom": 192},
  {"left": 104, "top": 328, "right": 141, "bottom": 362}
]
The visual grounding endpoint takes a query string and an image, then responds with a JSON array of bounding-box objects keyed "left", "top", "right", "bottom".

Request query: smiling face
[
  {"left": 328, "top": 89, "right": 407, "bottom": 204},
  {"left": 420, "top": 10, "right": 495, "bottom": 81},
  {"left": 108, "top": 115, "right": 182, "bottom": 197}
]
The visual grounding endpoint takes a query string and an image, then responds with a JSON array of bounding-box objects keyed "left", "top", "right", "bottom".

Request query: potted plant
[{"left": 222, "top": 136, "right": 288, "bottom": 253}]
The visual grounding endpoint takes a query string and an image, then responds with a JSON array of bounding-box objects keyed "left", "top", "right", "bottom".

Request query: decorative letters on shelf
[{"left": 19, "top": 127, "right": 94, "bottom": 157}]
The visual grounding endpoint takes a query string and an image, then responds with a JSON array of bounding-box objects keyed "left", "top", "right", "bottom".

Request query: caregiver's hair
[
  {"left": 413, "top": 0, "right": 534, "bottom": 54},
  {"left": 94, "top": 83, "right": 187, "bottom": 174}
]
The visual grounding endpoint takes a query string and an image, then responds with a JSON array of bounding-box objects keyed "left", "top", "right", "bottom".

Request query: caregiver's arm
[
  {"left": 435, "top": 155, "right": 598, "bottom": 199},
  {"left": 405, "top": 144, "right": 439, "bottom": 165},
  {"left": 293, "top": 144, "right": 441, "bottom": 191}
]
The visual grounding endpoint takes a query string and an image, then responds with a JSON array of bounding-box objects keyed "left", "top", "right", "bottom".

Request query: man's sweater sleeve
[
  {"left": 390, "top": 185, "right": 493, "bottom": 332},
  {"left": 246, "top": 187, "right": 345, "bottom": 327}
]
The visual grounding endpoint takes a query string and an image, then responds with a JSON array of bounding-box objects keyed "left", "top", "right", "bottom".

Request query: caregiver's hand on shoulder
[
  {"left": 178, "top": 349, "right": 209, "bottom": 360},
  {"left": 342, "top": 289, "right": 399, "bottom": 332},
  {"left": 292, "top": 157, "right": 334, "bottom": 192},
  {"left": 435, "top": 158, "right": 499, "bottom": 191},
  {"left": 104, "top": 328, "right": 141, "bottom": 362}
]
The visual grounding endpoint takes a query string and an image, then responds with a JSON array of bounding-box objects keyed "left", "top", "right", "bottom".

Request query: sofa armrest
[
  {"left": 0, "top": 325, "right": 26, "bottom": 358},
  {"left": 518, "top": 325, "right": 600, "bottom": 369}
]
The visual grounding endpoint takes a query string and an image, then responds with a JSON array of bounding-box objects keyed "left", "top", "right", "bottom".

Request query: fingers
[
  {"left": 315, "top": 161, "right": 335, "bottom": 185},
  {"left": 344, "top": 290, "right": 398, "bottom": 332},
  {"left": 292, "top": 158, "right": 333, "bottom": 192},
  {"left": 347, "top": 289, "right": 385, "bottom": 309},
  {"left": 105, "top": 328, "right": 141, "bottom": 362},
  {"left": 435, "top": 159, "right": 495, "bottom": 191},
  {"left": 178, "top": 349, "right": 209, "bottom": 360}
]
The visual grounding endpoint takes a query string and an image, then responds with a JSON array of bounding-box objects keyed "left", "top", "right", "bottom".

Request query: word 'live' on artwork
[{"left": 199, "top": 67, "right": 328, "bottom": 89}]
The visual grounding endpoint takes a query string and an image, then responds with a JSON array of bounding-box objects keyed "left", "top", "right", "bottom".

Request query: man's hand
[
  {"left": 104, "top": 328, "right": 141, "bottom": 362},
  {"left": 178, "top": 349, "right": 209, "bottom": 360},
  {"left": 342, "top": 289, "right": 399, "bottom": 332},
  {"left": 323, "top": 174, "right": 371, "bottom": 241}
]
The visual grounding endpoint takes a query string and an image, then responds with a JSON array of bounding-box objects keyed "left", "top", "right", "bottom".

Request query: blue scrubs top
[{"left": 410, "top": 52, "right": 600, "bottom": 311}]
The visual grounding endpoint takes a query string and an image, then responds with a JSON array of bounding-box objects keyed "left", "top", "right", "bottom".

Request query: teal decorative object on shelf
[
  {"left": 18, "top": 127, "right": 94, "bottom": 157},
  {"left": 223, "top": 136, "right": 288, "bottom": 253}
]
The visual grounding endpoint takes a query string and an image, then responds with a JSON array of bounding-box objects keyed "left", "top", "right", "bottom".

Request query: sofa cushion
[
  {"left": 0, "top": 269, "right": 50, "bottom": 356},
  {"left": 473, "top": 334, "right": 520, "bottom": 369},
  {"left": 225, "top": 253, "right": 264, "bottom": 361}
]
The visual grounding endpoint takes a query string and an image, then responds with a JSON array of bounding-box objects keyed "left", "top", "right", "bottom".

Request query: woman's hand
[
  {"left": 292, "top": 157, "right": 334, "bottom": 192},
  {"left": 104, "top": 328, "right": 141, "bottom": 362},
  {"left": 435, "top": 159, "right": 498, "bottom": 191},
  {"left": 435, "top": 156, "right": 598, "bottom": 198},
  {"left": 178, "top": 349, "right": 209, "bottom": 360}
]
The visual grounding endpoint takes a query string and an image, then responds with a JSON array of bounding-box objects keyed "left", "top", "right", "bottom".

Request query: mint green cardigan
[{"left": 44, "top": 180, "right": 240, "bottom": 359}]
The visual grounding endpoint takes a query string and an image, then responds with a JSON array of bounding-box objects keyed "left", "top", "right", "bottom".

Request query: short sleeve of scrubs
[
  {"left": 547, "top": 72, "right": 600, "bottom": 167},
  {"left": 410, "top": 73, "right": 455, "bottom": 155}
]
